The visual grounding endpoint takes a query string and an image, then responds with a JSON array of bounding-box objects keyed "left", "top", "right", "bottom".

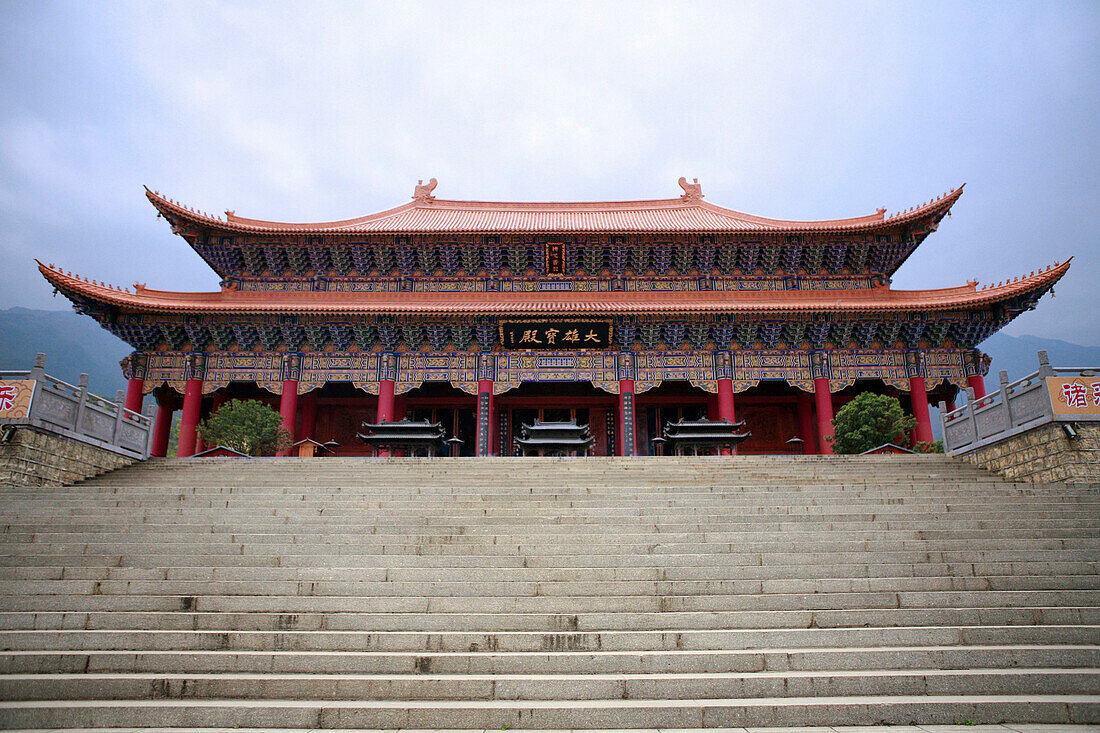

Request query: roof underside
[{"left": 38, "top": 260, "right": 1069, "bottom": 317}]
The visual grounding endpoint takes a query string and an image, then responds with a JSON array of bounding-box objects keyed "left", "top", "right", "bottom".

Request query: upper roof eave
[
  {"left": 144, "top": 184, "right": 964, "bottom": 237},
  {"left": 38, "top": 257, "right": 1069, "bottom": 318}
]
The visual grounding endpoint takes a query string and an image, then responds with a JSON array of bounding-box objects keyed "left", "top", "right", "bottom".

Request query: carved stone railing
[
  {"left": 939, "top": 350, "right": 1100, "bottom": 455},
  {"left": 0, "top": 353, "right": 153, "bottom": 459}
]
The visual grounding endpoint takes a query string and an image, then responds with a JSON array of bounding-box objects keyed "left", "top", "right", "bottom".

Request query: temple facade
[{"left": 39, "top": 178, "right": 1068, "bottom": 457}]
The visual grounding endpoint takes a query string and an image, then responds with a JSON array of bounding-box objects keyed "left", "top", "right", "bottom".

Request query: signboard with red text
[{"left": 1047, "top": 377, "right": 1100, "bottom": 419}]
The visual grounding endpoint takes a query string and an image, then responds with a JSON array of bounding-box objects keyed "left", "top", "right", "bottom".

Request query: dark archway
[{"left": 495, "top": 382, "right": 618, "bottom": 456}]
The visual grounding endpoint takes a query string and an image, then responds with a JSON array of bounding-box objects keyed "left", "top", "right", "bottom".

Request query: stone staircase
[{"left": 0, "top": 455, "right": 1097, "bottom": 728}]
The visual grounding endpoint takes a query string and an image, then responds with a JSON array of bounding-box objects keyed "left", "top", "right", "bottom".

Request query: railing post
[
  {"left": 966, "top": 387, "right": 980, "bottom": 446},
  {"left": 25, "top": 353, "right": 47, "bottom": 420},
  {"left": 30, "top": 353, "right": 47, "bottom": 383},
  {"left": 113, "top": 389, "right": 126, "bottom": 446},
  {"left": 1037, "top": 350, "right": 1054, "bottom": 378},
  {"left": 999, "top": 369, "right": 1012, "bottom": 432},
  {"left": 143, "top": 402, "right": 156, "bottom": 458},
  {"left": 72, "top": 373, "right": 90, "bottom": 433}
]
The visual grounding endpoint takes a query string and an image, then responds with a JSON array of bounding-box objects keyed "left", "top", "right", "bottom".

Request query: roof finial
[
  {"left": 413, "top": 178, "right": 438, "bottom": 202},
  {"left": 678, "top": 177, "right": 703, "bottom": 202}
]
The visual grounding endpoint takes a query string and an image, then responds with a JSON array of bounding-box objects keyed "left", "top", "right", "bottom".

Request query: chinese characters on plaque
[
  {"left": 1047, "top": 377, "right": 1100, "bottom": 416},
  {"left": 0, "top": 380, "right": 35, "bottom": 420},
  {"left": 499, "top": 321, "right": 613, "bottom": 350},
  {"left": 545, "top": 243, "right": 564, "bottom": 276}
]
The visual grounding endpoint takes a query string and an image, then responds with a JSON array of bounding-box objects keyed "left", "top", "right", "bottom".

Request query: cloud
[{"left": 0, "top": 1, "right": 1096, "bottom": 344}]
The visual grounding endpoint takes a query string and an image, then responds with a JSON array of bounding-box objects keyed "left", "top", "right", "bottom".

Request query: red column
[
  {"left": 124, "top": 377, "right": 144, "bottom": 414},
  {"left": 476, "top": 379, "right": 494, "bottom": 456},
  {"left": 377, "top": 379, "right": 395, "bottom": 422},
  {"left": 376, "top": 376, "right": 396, "bottom": 458},
  {"left": 946, "top": 399, "right": 957, "bottom": 413},
  {"left": 300, "top": 391, "right": 318, "bottom": 442},
  {"left": 177, "top": 378, "right": 203, "bottom": 457},
  {"left": 277, "top": 380, "right": 299, "bottom": 456},
  {"left": 717, "top": 377, "right": 735, "bottom": 456},
  {"left": 618, "top": 378, "right": 636, "bottom": 456},
  {"left": 967, "top": 374, "right": 987, "bottom": 400},
  {"left": 717, "top": 378, "right": 735, "bottom": 421},
  {"left": 151, "top": 396, "right": 174, "bottom": 458},
  {"left": 813, "top": 377, "right": 834, "bottom": 455},
  {"left": 909, "top": 376, "right": 934, "bottom": 445},
  {"left": 798, "top": 393, "right": 816, "bottom": 454}
]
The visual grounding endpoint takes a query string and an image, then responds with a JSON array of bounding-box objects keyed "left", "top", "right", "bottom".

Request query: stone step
[
  {"left": 11, "top": 526, "right": 1100, "bottom": 544},
  {"left": 5, "top": 606, "right": 1096, "bottom": 632},
  {"left": 18, "top": 476, "right": 1093, "bottom": 484},
  {"left": 3, "top": 646, "right": 1096, "bottom": 675},
  {"left": 4, "top": 454, "right": 1097, "bottom": 729},
  {"left": 4, "top": 576, "right": 1100, "bottom": 599},
  {"left": 8, "top": 485, "right": 1095, "bottom": 495},
  {"left": 7, "top": 507, "right": 1094, "bottom": 520},
  {"left": 7, "top": 526, "right": 1097, "bottom": 540},
  {"left": 1, "top": 727, "right": 1091, "bottom": 733},
  {"left": 8, "top": 539, "right": 1097, "bottom": 556},
  {"left": 16, "top": 473, "right": 1069, "bottom": 482},
  {"left": 2, "top": 694, "right": 1097, "bottom": 728},
  {"left": 3, "top": 668, "right": 1098, "bottom": 701},
  {"left": 3, "top": 625, "right": 1095, "bottom": 652},
  {"left": 4, "top": 560, "right": 1096, "bottom": 581},
  {"left": 6, "top": 552, "right": 1096, "bottom": 572},
  {"left": 14, "top": 509, "right": 1095, "bottom": 521},
  {"left": 5, "top": 590, "right": 1099, "bottom": 614},
  {"left": 13, "top": 505, "right": 1095, "bottom": 516},
  {"left": 6, "top": 522, "right": 1100, "bottom": 537}
]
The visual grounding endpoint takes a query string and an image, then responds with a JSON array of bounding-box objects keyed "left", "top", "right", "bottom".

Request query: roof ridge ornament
[
  {"left": 678, "top": 177, "right": 703, "bottom": 202},
  {"left": 413, "top": 178, "right": 438, "bottom": 203}
]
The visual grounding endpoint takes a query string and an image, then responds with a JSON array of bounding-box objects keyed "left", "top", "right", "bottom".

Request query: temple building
[{"left": 39, "top": 178, "right": 1068, "bottom": 458}]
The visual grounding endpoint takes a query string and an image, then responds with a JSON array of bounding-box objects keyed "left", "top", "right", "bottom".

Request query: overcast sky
[{"left": 2, "top": 1, "right": 1097, "bottom": 344}]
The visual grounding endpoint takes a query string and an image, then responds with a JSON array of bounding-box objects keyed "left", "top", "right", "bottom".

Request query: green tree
[
  {"left": 197, "top": 399, "right": 291, "bottom": 456},
  {"left": 829, "top": 392, "right": 916, "bottom": 454}
]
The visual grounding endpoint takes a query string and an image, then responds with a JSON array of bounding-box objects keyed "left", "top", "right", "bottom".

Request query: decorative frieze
[
  {"left": 110, "top": 307, "right": 985, "bottom": 356},
  {"left": 199, "top": 230, "right": 925, "bottom": 282},
  {"left": 135, "top": 347, "right": 973, "bottom": 397}
]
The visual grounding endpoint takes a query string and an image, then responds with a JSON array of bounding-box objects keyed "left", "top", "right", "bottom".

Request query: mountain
[
  {"left": 979, "top": 333, "right": 1100, "bottom": 384},
  {"left": 0, "top": 307, "right": 132, "bottom": 397}
]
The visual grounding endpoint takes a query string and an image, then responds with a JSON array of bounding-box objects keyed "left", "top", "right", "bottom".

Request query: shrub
[
  {"left": 197, "top": 399, "right": 291, "bottom": 456},
  {"left": 829, "top": 392, "right": 916, "bottom": 454}
]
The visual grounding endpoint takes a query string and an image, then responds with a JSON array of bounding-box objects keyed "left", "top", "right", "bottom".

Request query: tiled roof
[
  {"left": 38, "top": 259, "right": 1069, "bottom": 317},
  {"left": 145, "top": 180, "right": 963, "bottom": 236}
]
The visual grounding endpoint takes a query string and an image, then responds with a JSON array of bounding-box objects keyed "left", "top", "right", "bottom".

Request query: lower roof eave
[{"left": 38, "top": 258, "right": 1071, "bottom": 319}]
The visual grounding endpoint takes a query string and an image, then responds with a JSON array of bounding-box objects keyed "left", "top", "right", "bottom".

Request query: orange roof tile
[
  {"left": 38, "top": 259, "right": 1068, "bottom": 318},
  {"left": 145, "top": 179, "right": 963, "bottom": 236}
]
